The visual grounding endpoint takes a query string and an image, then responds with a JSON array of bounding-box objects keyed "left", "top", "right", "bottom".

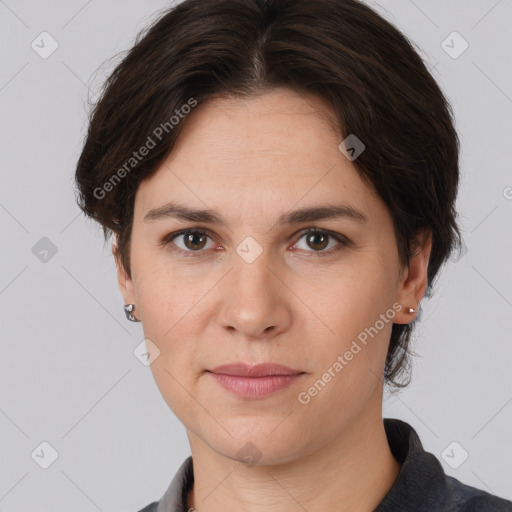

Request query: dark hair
[{"left": 74, "top": 0, "right": 462, "bottom": 389}]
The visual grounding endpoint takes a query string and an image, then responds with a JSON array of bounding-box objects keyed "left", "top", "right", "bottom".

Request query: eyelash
[{"left": 159, "top": 228, "right": 350, "bottom": 258}]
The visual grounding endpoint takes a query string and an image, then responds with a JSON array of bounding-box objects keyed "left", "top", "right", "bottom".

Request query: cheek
[
  {"left": 302, "top": 259, "right": 395, "bottom": 338},
  {"left": 146, "top": 323, "right": 201, "bottom": 424},
  {"left": 132, "top": 252, "right": 203, "bottom": 332},
  {"left": 295, "top": 304, "right": 392, "bottom": 429},
  {"left": 295, "top": 261, "right": 396, "bottom": 391}
]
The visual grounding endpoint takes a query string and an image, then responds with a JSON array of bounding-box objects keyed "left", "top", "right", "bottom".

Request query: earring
[
  {"left": 406, "top": 300, "right": 421, "bottom": 315},
  {"left": 123, "top": 304, "right": 141, "bottom": 322}
]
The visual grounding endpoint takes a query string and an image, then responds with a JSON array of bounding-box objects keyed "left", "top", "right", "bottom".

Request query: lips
[
  {"left": 207, "top": 362, "right": 303, "bottom": 377},
  {"left": 206, "top": 363, "right": 306, "bottom": 398}
]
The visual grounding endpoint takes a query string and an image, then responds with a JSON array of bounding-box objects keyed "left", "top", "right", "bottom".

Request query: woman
[{"left": 74, "top": 0, "right": 512, "bottom": 510}]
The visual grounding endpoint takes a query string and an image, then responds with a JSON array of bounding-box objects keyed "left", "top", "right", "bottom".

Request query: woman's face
[{"left": 117, "top": 88, "right": 428, "bottom": 464}]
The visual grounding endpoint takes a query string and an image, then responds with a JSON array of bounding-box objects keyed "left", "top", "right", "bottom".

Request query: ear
[
  {"left": 112, "top": 235, "right": 136, "bottom": 306},
  {"left": 394, "top": 229, "right": 432, "bottom": 324}
]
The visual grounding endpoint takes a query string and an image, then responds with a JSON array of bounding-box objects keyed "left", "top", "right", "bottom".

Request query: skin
[{"left": 115, "top": 87, "right": 432, "bottom": 512}]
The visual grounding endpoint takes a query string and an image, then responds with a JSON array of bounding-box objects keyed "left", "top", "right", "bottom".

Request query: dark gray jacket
[{"left": 137, "top": 418, "right": 512, "bottom": 511}]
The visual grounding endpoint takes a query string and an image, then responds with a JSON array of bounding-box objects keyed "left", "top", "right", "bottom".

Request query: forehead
[
  {"left": 171, "top": 88, "right": 342, "bottom": 165},
  {"left": 134, "top": 88, "right": 383, "bottom": 226}
]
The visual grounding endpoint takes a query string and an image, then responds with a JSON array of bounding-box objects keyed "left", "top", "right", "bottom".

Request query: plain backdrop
[{"left": 1, "top": 0, "right": 511, "bottom": 510}]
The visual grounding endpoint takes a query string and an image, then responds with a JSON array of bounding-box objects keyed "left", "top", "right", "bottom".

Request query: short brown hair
[{"left": 74, "top": 0, "right": 462, "bottom": 389}]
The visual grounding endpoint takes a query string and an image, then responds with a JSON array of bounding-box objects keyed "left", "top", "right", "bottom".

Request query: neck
[{"left": 185, "top": 404, "right": 400, "bottom": 512}]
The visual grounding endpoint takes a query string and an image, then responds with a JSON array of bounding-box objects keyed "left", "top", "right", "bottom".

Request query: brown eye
[
  {"left": 294, "top": 229, "right": 349, "bottom": 255},
  {"left": 183, "top": 231, "right": 208, "bottom": 251},
  {"left": 163, "top": 229, "right": 216, "bottom": 254},
  {"left": 305, "top": 231, "right": 329, "bottom": 251}
]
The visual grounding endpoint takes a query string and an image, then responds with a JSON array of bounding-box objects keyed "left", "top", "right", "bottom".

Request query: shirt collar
[
  {"left": 375, "top": 418, "right": 457, "bottom": 510},
  {"left": 156, "top": 418, "right": 457, "bottom": 512}
]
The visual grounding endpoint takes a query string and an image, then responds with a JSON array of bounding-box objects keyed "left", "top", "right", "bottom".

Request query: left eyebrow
[
  {"left": 143, "top": 201, "right": 368, "bottom": 226},
  {"left": 278, "top": 203, "right": 368, "bottom": 225}
]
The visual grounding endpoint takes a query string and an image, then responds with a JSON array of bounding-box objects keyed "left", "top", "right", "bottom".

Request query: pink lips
[{"left": 206, "top": 363, "right": 305, "bottom": 399}]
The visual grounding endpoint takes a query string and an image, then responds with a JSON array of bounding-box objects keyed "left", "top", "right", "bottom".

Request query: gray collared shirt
[{"left": 137, "top": 418, "right": 512, "bottom": 511}]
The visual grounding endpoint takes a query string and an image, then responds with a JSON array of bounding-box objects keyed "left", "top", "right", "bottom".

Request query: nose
[{"left": 216, "top": 251, "right": 293, "bottom": 340}]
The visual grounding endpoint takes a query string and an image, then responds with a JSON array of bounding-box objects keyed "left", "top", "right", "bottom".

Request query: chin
[{"left": 202, "top": 424, "right": 310, "bottom": 468}]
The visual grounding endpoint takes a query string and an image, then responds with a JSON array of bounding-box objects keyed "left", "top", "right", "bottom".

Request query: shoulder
[
  {"left": 135, "top": 501, "right": 159, "bottom": 512},
  {"left": 379, "top": 419, "right": 512, "bottom": 511},
  {"left": 446, "top": 475, "right": 512, "bottom": 511},
  {"left": 133, "top": 456, "right": 194, "bottom": 512}
]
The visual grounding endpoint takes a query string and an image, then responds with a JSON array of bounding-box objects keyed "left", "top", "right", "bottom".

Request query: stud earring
[
  {"left": 405, "top": 300, "right": 421, "bottom": 316},
  {"left": 123, "top": 304, "right": 141, "bottom": 322}
]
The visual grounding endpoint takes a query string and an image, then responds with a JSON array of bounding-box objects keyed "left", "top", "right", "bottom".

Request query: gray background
[{"left": 1, "top": 0, "right": 511, "bottom": 510}]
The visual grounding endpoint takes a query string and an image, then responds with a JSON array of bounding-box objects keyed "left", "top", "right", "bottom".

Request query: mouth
[
  {"left": 205, "top": 363, "right": 305, "bottom": 399},
  {"left": 207, "top": 362, "right": 304, "bottom": 377}
]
